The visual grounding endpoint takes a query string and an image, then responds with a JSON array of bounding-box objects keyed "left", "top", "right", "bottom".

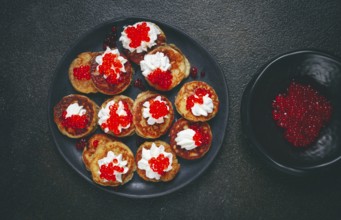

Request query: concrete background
[{"left": 2, "top": 0, "right": 341, "bottom": 219}]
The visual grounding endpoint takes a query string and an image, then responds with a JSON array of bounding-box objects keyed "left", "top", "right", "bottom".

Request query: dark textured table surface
[{"left": 2, "top": 0, "right": 341, "bottom": 219}]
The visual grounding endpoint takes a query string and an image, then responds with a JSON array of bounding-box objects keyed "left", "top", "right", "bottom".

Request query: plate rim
[
  {"left": 47, "top": 16, "right": 229, "bottom": 198},
  {"left": 241, "top": 49, "right": 341, "bottom": 176}
]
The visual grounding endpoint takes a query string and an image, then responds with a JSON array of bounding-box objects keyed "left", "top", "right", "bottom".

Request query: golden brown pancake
[
  {"left": 98, "top": 95, "right": 135, "bottom": 137},
  {"left": 175, "top": 81, "right": 219, "bottom": 122},
  {"left": 89, "top": 141, "right": 136, "bottom": 187},
  {"left": 135, "top": 140, "right": 180, "bottom": 182},
  {"left": 133, "top": 91, "right": 174, "bottom": 139},
  {"left": 90, "top": 50, "right": 133, "bottom": 95},
  {"left": 169, "top": 118, "right": 212, "bottom": 160},
  {"left": 68, "top": 52, "right": 98, "bottom": 94},
  {"left": 82, "top": 134, "right": 116, "bottom": 170},
  {"left": 120, "top": 22, "right": 166, "bottom": 65},
  {"left": 141, "top": 44, "right": 190, "bottom": 91},
  {"left": 53, "top": 94, "right": 99, "bottom": 138}
]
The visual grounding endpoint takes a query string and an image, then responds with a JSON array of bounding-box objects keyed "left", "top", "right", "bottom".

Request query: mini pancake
[
  {"left": 169, "top": 118, "right": 212, "bottom": 160},
  {"left": 89, "top": 141, "right": 136, "bottom": 187},
  {"left": 90, "top": 48, "right": 133, "bottom": 95},
  {"left": 68, "top": 52, "right": 98, "bottom": 94},
  {"left": 141, "top": 44, "right": 190, "bottom": 91},
  {"left": 82, "top": 134, "right": 116, "bottom": 170},
  {"left": 53, "top": 94, "right": 99, "bottom": 138},
  {"left": 135, "top": 140, "right": 180, "bottom": 182},
  {"left": 175, "top": 81, "right": 219, "bottom": 122},
  {"left": 133, "top": 91, "right": 174, "bottom": 139},
  {"left": 119, "top": 21, "right": 166, "bottom": 65},
  {"left": 98, "top": 95, "right": 135, "bottom": 138}
]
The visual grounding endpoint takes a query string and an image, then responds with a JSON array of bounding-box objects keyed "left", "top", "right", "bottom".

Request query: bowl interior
[{"left": 244, "top": 51, "right": 341, "bottom": 172}]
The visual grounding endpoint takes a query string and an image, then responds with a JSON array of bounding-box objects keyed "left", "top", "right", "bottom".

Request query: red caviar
[
  {"left": 103, "top": 25, "right": 117, "bottom": 49},
  {"left": 101, "top": 101, "right": 132, "bottom": 135},
  {"left": 190, "top": 66, "right": 198, "bottom": 78},
  {"left": 98, "top": 53, "right": 124, "bottom": 85},
  {"left": 147, "top": 68, "right": 172, "bottom": 89},
  {"left": 272, "top": 82, "right": 332, "bottom": 147},
  {"left": 73, "top": 65, "right": 91, "bottom": 80},
  {"left": 76, "top": 138, "right": 87, "bottom": 150},
  {"left": 99, "top": 161, "right": 125, "bottom": 182},
  {"left": 190, "top": 124, "right": 210, "bottom": 146},
  {"left": 125, "top": 22, "right": 151, "bottom": 48},
  {"left": 186, "top": 88, "right": 212, "bottom": 110},
  {"left": 93, "top": 140, "right": 99, "bottom": 148},
  {"left": 61, "top": 111, "right": 88, "bottom": 130},
  {"left": 133, "top": 78, "right": 146, "bottom": 91},
  {"left": 148, "top": 154, "right": 170, "bottom": 175},
  {"left": 149, "top": 99, "right": 169, "bottom": 119}
]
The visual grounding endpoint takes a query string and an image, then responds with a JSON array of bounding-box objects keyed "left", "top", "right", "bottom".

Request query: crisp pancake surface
[
  {"left": 98, "top": 95, "right": 135, "bottom": 138},
  {"left": 82, "top": 134, "right": 116, "bottom": 170},
  {"left": 90, "top": 51, "right": 133, "bottom": 95},
  {"left": 53, "top": 94, "right": 99, "bottom": 138},
  {"left": 169, "top": 118, "right": 212, "bottom": 160},
  {"left": 89, "top": 141, "right": 136, "bottom": 187},
  {"left": 120, "top": 22, "right": 166, "bottom": 65},
  {"left": 133, "top": 91, "right": 174, "bottom": 139},
  {"left": 68, "top": 52, "right": 98, "bottom": 94},
  {"left": 135, "top": 140, "right": 180, "bottom": 182},
  {"left": 141, "top": 44, "right": 190, "bottom": 91},
  {"left": 175, "top": 81, "right": 219, "bottom": 122}
]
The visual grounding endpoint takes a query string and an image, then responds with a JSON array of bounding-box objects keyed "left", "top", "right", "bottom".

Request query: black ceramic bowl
[{"left": 241, "top": 50, "right": 341, "bottom": 175}]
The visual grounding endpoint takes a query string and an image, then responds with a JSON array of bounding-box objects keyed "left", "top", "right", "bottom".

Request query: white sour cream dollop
[
  {"left": 119, "top": 22, "right": 161, "bottom": 53},
  {"left": 191, "top": 94, "right": 214, "bottom": 116},
  {"left": 175, "top": 128, "right": 197, "bottom": 150},
  {"left": 95, "top": 47, "right": 127, "bottom": 78},
  {"left": 97, "top": 151, "right": 129, "bottom": 183},
  {"left": 65, "top": 102, "right": 86, "bottom": 118},
  {"left": 137, "top": 143, "right": 173, "bottom": 180},
  {"left": 140, "top": 52, "right": 171, "bottom": 77},
  {"left": 98, "top": 100, "right": 130, "bottom": 133},
  {"left": 142, "top": 96, "right": 169, "bottom": 125}
]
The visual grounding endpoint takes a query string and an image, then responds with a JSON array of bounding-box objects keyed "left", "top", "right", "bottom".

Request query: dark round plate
[
  {"left": 48, "top": 17, "right": 229, "bottom": 198},
  {"left": 241, "top": 50, "right": 341, "bottom": 175}
]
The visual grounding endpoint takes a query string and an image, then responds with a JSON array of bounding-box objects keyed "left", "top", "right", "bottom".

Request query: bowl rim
[{"left": 241, "top": 49, "right": 341, "bottom": 175}]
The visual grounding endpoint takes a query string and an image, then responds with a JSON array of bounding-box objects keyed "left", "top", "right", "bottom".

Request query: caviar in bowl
[{"left": 241, "top": 50, "right": 341, "bottom": 175}]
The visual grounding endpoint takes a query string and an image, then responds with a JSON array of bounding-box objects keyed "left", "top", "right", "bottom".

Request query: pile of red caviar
[
  {"left": 272, "top": 82, "right": 332, "bottom": 147},
  {"left": 190, "top": 124, "right": 210, "bottom": 147},
  {"left": 61, "top": 111, "right": 88, "bottom": 130},
  {"left": 98, "top": 53, "right": 124, "bottom": 85},
  {"left": 125, "top": 22, "right": 151, "bottom": 48},
  {"left": 73, "top": 65, "right": 91, "bottom": 80},
  {"left": 99, "top": 159, "right": 125, "bottom": 182},
  {"left": 186, "top": 88, "right": 212, "bottom": 110},
  {"left": 101, "top": 101, "right": 132, "bottom": 135},
  {"left": 148, "top": 154, "right": 170, "bottom": 175},
  {"left": 147, "top": 68, "right": 172, "bottom": 89},
  {"left": 149, "top": 99, "right": 169, "bottom": 119}
]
